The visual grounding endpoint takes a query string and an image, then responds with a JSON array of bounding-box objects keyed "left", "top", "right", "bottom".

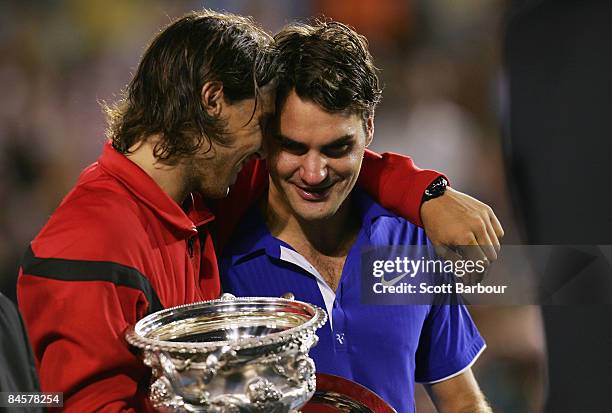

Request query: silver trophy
[{"left": 126, "top": 294, "right": 327, "bottom": 412}]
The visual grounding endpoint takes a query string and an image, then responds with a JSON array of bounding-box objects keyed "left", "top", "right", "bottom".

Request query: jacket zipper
[{"left": 187, "top": 237, "right": 195, "bottom": 258}]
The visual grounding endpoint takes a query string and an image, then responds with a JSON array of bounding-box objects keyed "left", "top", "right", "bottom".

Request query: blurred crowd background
[{"left": 0, "top": 1, "right": 546, "bottom": 412}]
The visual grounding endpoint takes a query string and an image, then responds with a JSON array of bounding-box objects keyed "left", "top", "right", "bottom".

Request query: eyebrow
[{"left": 275, "top": 133, "right": 355, "bottom": 149}]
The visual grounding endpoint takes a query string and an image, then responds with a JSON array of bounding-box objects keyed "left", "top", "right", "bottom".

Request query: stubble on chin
[
  {"left": 187, "top": 161, "right": 230, "bottom": 200},
  {"left": 181, "top": 155, "right": 215, "bottom": 199}
]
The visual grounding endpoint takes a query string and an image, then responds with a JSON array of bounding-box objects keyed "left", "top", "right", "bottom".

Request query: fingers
[
  {"left": 464, "top": 236, "right": 488, "bottom": 285},
  {"left": 431, "top": 236, "right": 489, "bottom": 285},
  {"left": 485, "top": 214, "right": 501, "bottom": 253},
  {"left": 433, "top": 244, "right": 463, "bottom": 262},
  {"left": 419, "top": 188, "right": 502, "bottom": 284},
  {"left": 477, "top": 215, "right": 500, "bottom": 258},
  {"left": 430, "top": 225, "right": 493, "bottom": 265},
  {"left": 432, "top": 242, "right": 484, "bottom": 285},
  {"left": 471, "top": 220, "right": 498, "bottom": 263},
  {"left": 462, "top": 233, "right": 489, "bottom": 267},
  {"left": 489, "top": 207, "right": 505, "bottom": 239}
]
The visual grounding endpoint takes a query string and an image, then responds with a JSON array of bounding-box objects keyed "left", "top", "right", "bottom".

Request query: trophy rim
[
  {"left": 304, "top": 373, "right": 398, "bottom": 413},
  {"left": 125, "top": 295, "right": 328, "bottom": 354}
]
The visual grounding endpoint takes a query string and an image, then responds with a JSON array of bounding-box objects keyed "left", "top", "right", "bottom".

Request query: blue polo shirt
[{"left": 220, "top": 190, "right": 485, "bottom": 413}]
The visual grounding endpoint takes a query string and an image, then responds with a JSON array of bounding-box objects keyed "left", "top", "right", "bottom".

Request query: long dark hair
[{"left": 105, "top": 10, "right": 274, "bottom": 163}]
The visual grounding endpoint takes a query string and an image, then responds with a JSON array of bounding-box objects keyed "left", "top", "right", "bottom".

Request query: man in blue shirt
[{"left": 220, "top": 20, "right": 491, "bottom": 413}]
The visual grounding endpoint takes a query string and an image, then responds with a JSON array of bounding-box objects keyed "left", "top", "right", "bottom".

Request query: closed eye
[
  {"left": 276, "top": 135, "right": 308, "bottom": 155},
  {"left": 323, "top": 143, "right": 352, "bottom": 158},
  {"left": 322, "top": 136, "right": 354, "bottom": 157}
]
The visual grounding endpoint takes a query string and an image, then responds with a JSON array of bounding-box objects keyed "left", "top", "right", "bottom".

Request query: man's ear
[
  {"left": 365, "top": 116, "right": 374, "bottom": 147},
  {"left": 201, "top": 81, "right": 224, "bottom": 117}
]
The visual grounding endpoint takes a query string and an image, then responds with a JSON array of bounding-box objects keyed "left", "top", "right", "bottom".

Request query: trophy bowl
[{"left": 126, "top": 294, "right": 327, "bottom": 413}]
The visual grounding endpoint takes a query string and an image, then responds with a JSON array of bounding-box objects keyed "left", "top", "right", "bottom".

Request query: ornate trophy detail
[
  {"left": 126, "top": 294, "right": 327, "bottom": 412},
  {"left": 246, "top": 377, "right": 282, "bottom": 408}
]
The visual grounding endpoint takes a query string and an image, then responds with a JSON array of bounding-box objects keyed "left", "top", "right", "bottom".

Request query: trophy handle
[
  {"left": 223, "top": 292, "right": 295, "bottom": 300},
  {"left": 281, "top": 292, "right": 295, "bottom": 300},
  {"left": 201, "top": 345, "right": 235, "bottom": 384},
  {"left": 220, "top": 292, "right": 236, "bottom": 301},
  {"left": 158, "top": 344, "right": 236, "bottom": 388},
  {"left": 159, "top": 351, "right": 185, "bottom": 382}
]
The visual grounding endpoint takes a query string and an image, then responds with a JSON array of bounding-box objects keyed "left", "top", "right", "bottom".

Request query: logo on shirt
[{"left": 380, "top": 272, "right": 410, "bottom": 287}]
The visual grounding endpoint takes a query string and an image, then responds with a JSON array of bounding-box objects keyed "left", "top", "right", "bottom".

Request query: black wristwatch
[{"left": 421, "top": 176, "right": 448, "bottom": 203}]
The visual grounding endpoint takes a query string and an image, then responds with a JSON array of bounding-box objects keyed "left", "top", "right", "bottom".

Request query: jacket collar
[{"left": 98, "top": 142, "right": 214, "bottom": 238}]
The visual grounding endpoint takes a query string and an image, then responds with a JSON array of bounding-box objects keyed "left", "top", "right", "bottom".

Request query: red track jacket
[{"left": 18, "top": 142, "right": 441, "bottom": 412}]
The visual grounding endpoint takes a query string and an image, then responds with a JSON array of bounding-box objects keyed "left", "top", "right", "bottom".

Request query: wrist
[
  {"left": 421, "top": 176, "right": 449, "bottom": 204},
  {"left": 420, "top": 184, "right": 454, "bottom": 227}
]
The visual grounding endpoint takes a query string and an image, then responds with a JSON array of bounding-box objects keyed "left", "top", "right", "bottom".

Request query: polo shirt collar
[
  {"left": 353, "top": 189, "right": 397, "bottom": 236},
  {"left": 229, "top": 205, "right": 286, "bottom": 265},
  {"left": 231, "top": 188, "right": 397, "bottom": 265},
  {"left": 98, "top": 142, "right": 214, "bottom": 238}
]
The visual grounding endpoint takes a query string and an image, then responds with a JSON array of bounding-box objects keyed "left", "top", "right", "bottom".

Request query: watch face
[
  {"left": 423, "top": 176, "right": 448, "bottom": 201},
  {"left": 302, "top": 373, "right": 397, "bottom": 413}
]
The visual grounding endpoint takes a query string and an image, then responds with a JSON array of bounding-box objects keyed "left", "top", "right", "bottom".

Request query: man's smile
[{"left": 292, "top": 183, "right": 334, "bottom": 201}]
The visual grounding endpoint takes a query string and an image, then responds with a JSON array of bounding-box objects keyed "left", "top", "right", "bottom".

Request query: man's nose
[{"left": 299, "top": 152, "right": 327, "bottom": 186}]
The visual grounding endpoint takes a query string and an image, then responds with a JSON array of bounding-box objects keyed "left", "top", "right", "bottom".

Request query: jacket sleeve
[
  {"left": 18, "top": 268, "right": 155, "bottom": 412},
  {"left": 214, "top": 150, "right": 445, "bottom": 249},
  {"left": 358, "top": 149, "right": 445, "bottom": 227}
]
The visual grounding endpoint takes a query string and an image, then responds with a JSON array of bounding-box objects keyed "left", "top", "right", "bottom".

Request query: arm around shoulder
[{"left": 358, "top": 149, "right": 443, "bottom": 226}]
